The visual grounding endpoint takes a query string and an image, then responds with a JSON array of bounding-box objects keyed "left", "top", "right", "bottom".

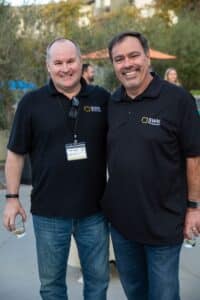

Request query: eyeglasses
[{"left": 68, "top": 97, "right": 80, "bottom": 119}]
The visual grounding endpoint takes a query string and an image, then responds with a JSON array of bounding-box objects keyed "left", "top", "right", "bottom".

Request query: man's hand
[
  {"left": 3, "top": 150, "right": 26, "bottom": 231},
  {"left": 184, "top": 208, "right": 200, "bottom": 239},
  {"left": 3, "top": 199, "right": 26, "bottom": 232}
]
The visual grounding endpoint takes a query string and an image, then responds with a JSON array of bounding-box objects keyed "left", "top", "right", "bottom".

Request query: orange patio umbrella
[
  {"left": 150, "top": 48, "right": 176, "bottom": 59},
  {"left": 82, "top": 48, "right": 176, "bottom": 60}
]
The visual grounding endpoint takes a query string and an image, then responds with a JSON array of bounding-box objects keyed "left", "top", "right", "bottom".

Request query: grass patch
[{"left": 191, "top": 90, "right": 200, "bottom": 96}]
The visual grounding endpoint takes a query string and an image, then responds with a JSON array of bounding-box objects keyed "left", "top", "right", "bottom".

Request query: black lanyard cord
[{"left": 57, "top": 96, "right": 81, "bottom": 143}]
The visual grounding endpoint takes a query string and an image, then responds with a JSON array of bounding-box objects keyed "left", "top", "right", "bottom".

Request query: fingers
[
  {"left": 184, "top": 230, "right": 192, "bottom": 240},
  {"left": 3, "top": 213, "right": 16, "bottom": 231},
  {"left": 3, "top": 199, "right": 26, "bottom": 232},
  {"left": 191, "top": 226, "right": 200, "bottom": 237},
  {"left": 184, "top": 224, "right": 200, "bottom": 239},
  {"left": 19, "top": 207, "right": 27, "bottom": 223},
  {"left": 9, "top": 220, "right": 16, "bottom": 232},
  {"left": 184, "top": 209, "right": 200, "bottom": 239},
  {"left": 3, "top": 212, "right": 26, "bottom": 232}
]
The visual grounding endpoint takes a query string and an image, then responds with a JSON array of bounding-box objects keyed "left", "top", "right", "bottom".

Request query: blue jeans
[
  {"left": 111, "top": 226, "right": 181, "bottom": 300},
  {"left": 33, "top": 213, "right": 109, "bottom": 300}
]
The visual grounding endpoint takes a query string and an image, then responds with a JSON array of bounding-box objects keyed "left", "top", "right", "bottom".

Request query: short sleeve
[
  {"left": 179, "top": 93, "right": 200, "bottom": 157},
  {"left": 7, "top": 94, "right": 32, "bottom": 154}
]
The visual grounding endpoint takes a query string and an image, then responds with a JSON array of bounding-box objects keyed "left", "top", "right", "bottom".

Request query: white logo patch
[
  {"left": 84, "top": 106, "right": 102, "bottom": 112},
  {"left": 141, "top": 116, "right": 160, "bottom": 126}
]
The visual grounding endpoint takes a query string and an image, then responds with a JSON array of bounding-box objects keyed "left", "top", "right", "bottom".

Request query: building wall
[{"left": 94, "top": 0, "right": 130, "bottom": 12}]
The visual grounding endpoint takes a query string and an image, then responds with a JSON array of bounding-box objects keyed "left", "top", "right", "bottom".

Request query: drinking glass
[
  {"left": 183, "top": 233, "right": 197, "bottom": 248},
  {"left": 12, "top": 215, "right": 26, "bottom": 238}
]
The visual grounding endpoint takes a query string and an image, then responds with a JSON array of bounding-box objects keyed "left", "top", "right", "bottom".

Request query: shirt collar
[
  {"left": 47, "top": 77, "right": 94, "bottom": 98},
  {"left": 111, "top": 72, "right": 163, "bottom": 103}
]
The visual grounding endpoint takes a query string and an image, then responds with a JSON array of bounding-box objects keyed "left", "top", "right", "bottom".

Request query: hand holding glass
[
  {"left": 184, "top": 230, "right": 197, "bottom": 248},
  {"left": 12, "top": 214, "right": 26, "bottom": 238}
]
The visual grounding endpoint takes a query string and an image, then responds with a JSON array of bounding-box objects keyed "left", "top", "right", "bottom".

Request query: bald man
[{"left": 3, "top": 38, "right": 110, "bottom": 300}]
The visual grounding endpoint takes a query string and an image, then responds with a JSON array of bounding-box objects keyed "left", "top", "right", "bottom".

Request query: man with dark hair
[
  {"left": 82, "top": 63, "right": 95, "bottom": 84},
  {"left": 102, "top": 31, "right": 200, "bottom": 300},
  {"left": 3, "top": 38, "right": 110, "bottom": 300}
]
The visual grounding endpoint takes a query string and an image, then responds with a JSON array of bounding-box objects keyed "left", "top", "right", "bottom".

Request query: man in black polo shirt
[
  {"left": 3, "top": 38, "right": 110, "bottom": 300},
  {"left": 101, "top": 31, "right": 200, "bottom": 300}
]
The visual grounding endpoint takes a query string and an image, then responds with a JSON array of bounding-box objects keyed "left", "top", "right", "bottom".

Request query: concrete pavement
[
  {"left": 0, "top": 180, "right": 125, "bottom": 300},
  {"left": 0, "top": 170, "right": 200, "bottom": 299}
]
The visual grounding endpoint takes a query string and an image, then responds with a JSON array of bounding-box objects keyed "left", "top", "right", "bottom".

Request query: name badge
[{"left": 65, "top": 142, "right": 87, "bottom": 161}]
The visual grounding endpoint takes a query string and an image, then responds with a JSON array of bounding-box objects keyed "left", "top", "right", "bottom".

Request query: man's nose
[
  {"left": 123, "top": 57, "right": 132, "bottom": 68},
  {"left": 62, "top": 63, "right": 69, "bottom": 72}
]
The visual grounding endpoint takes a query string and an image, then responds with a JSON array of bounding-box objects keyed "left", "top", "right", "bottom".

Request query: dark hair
[
  {"left": 82, "top": 63, "right": 91, "bottom": 74},
  {"left": 108, "top": 31, "right": 149, "bottom": 61}
]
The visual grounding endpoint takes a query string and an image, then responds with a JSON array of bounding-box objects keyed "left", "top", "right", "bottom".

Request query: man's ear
[
  {"left": 46, "top": 61, "right": 50, "bottom": 73},
  {"left": 146, "top": 50, "right": 150, "bottom": 59},
  {"left": 146, "top": 51, "right": 151, "bottom": 66}
]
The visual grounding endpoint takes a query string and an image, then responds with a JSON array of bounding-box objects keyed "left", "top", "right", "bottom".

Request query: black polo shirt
[
  {"left": 8, "top": 79, "right": 110, "bottom": 218},
  {"left": 101, "top": 73, "right": 200, "bottom": 245}
]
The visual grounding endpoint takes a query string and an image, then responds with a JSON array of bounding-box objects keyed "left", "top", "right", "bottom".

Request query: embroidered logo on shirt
[
  {"left": 141, "top": 116, "right": 160, "bottom": 126},
  {"left": 83, "top": 106, "right": 102, "bottom": 113}
]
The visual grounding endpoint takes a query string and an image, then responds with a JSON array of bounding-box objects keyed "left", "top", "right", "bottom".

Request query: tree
[
  {"left": 40, "top": 0, "right": 82, "bottom": 37},
  {"left": 0, "top": 1, "right": 21, "bottom": 128},
  {"left": 12, "top": 0, "right": 83, "bottom": 88},
  {"left": 167, "top": 12, "right": 200, "bottom": 90},
  {"left": 80, "top": 4, "right": 200, "bottom": 91},
  {"left": 1, "top": 0, "right": 199, "bottom": 128},
  {"left": 151, "top": 0, "right": 200, "bottom": 24},
  {"left": 153, "top": 0, "right": 200, "bottom": 13}
]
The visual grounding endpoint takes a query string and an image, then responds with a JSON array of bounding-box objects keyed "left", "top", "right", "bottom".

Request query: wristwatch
[
  {"left": 187, "top": 200, "right": 200, "bottom": 209},
  {"left": 5, "top": 194, "right": 19, "bottom": 199}
]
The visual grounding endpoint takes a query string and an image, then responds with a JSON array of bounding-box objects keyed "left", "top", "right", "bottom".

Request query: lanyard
[{"left": 57, "top": 96, "right": 81, "bottom": 143}]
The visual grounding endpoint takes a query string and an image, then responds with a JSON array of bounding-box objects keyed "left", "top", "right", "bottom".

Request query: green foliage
[
  {"left": 88, "top": 6, "right": 142, "bottom": 50},
  {"left": 0, "top": 101, "right": 7, "bottom": 129},
  {"left": 0, "top": 2, "right": 21, "bottom": 128},
  {"left": 40, "top": 0, "right": 82, "bottom": 37},
  {"left": 191, "top": 90, "right": 200, "bottom": 96},
  {"left": 153, "top": 0, "right": 200, "bottom": 14},
  {"left": 151, "top": 0, "right": 200, "bottom": 24},
  {"left": 0, "top": 82, "right": 16, "bottom": 129},
  {"left": 94, "top": 64, "right": 119, "bottom": 93},
  {"left": 169, "top": 12, "right": 200, "bottom": 90},
  {"left": 128, "top": 10, "right": 200, "bottom": 91},
  {"left": 1, "top": 0, "right": 200, "bottom": 129}
]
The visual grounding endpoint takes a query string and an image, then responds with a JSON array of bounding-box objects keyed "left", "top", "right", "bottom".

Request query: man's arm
[
  {"left": 3, "top": 150, "right": 27, "bottom": 231},
  {"left": 184, "top": 156, "right": 200, "bottom": 239}
]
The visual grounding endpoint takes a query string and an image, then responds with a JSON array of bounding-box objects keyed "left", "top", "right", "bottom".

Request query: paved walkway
[{"left": 0, "top": 168, "right": 200, "bottom": 299}]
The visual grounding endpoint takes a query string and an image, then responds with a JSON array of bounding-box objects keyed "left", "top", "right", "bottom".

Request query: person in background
[
  {"left": 3, "top": 38, "right": 110, "bottom": 300},
  {"left": 101, "top": 31, "right": 200, "bottom": 300},
  {"left": 82, "top": 63, "right": 95, "bottom": 84},
  {"left": 164, "top": 67, "right": 181, "bottom": 86}
]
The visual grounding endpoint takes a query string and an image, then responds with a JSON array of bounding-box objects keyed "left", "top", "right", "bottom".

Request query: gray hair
[{"left": 46, "top": 37, "right": 82, "bottom": 62}]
